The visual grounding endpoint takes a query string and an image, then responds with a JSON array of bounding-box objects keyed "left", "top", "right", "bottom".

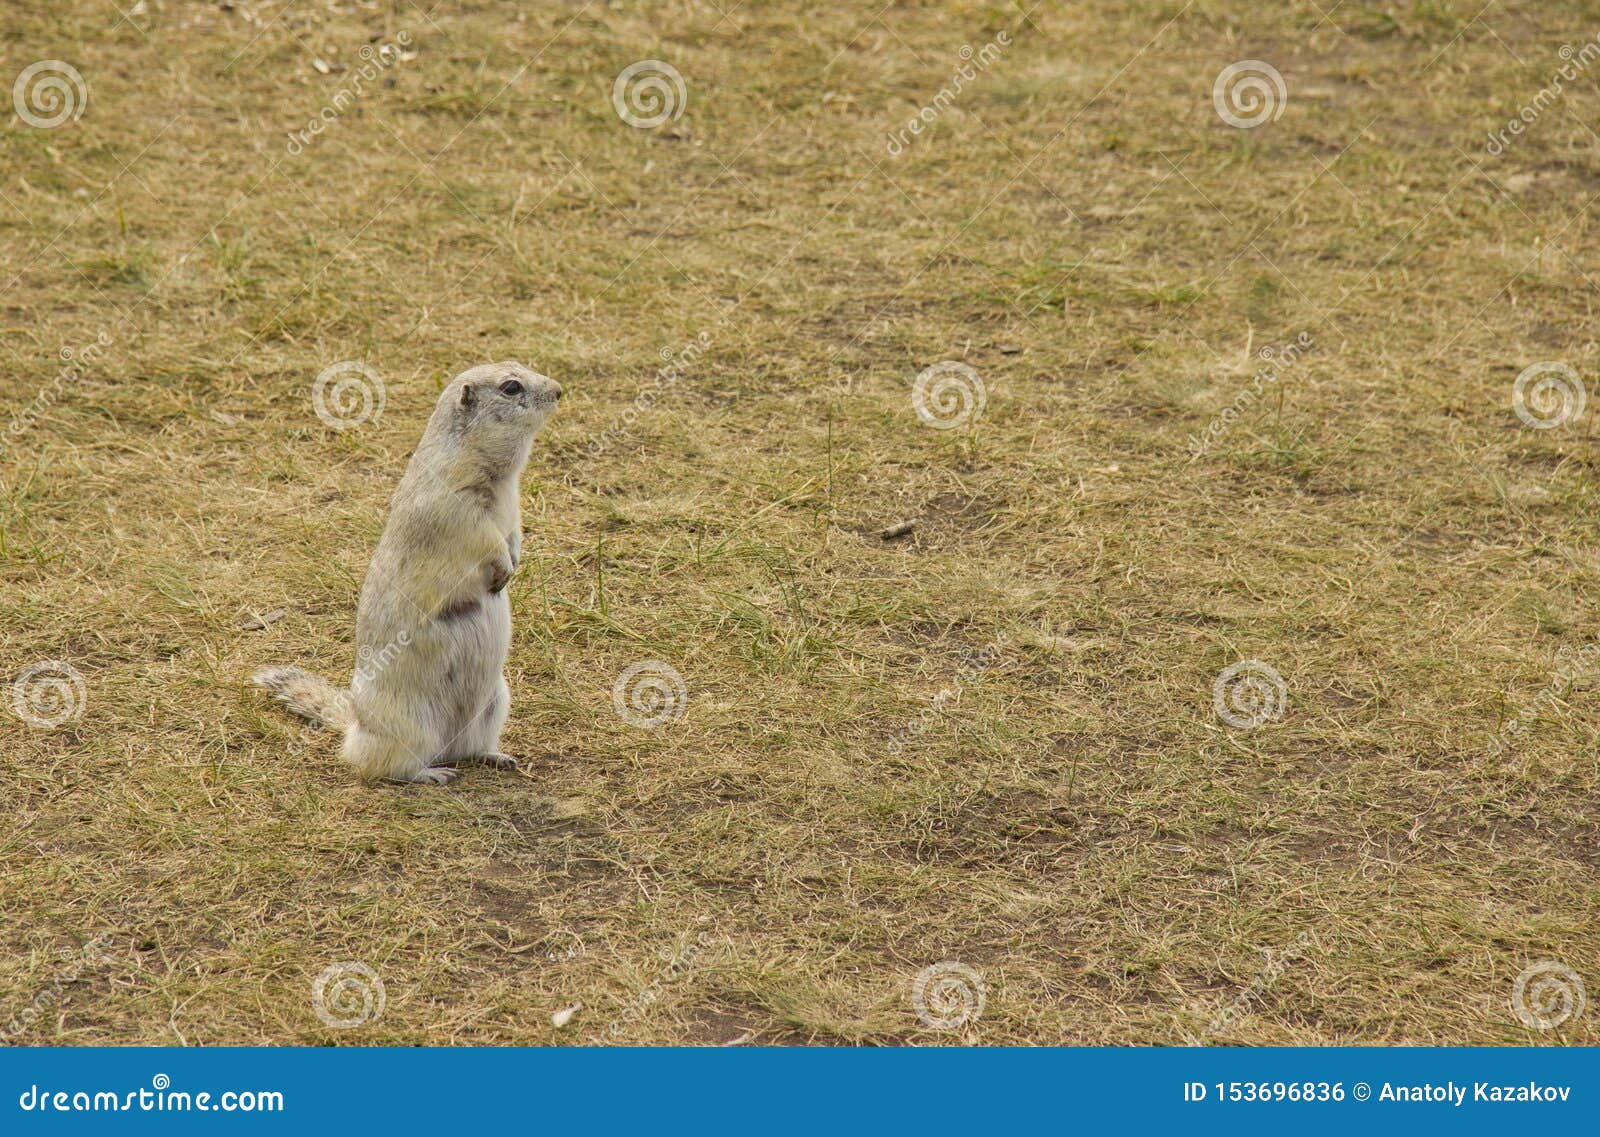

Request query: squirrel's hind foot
[
  {"left": 392, "top": 767, "right": 460, "bottom": 786},
  {"left": 434, "top": 752, "right": 519, "bottom": 771}
]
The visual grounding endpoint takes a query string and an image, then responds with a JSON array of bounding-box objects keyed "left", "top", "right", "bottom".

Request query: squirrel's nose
[{"left": 549, "top": 381, "right": 563, "bottom": 401}]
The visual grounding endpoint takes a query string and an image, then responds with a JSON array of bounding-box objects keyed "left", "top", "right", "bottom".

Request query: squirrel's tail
[{"left": 252, "top": 667, "right": 353, "bottom": 732}]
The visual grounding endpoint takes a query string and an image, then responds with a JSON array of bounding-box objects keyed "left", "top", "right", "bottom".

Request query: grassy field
[{"left": 2, "top": 0, "right": 1597, "bottom": 1046}]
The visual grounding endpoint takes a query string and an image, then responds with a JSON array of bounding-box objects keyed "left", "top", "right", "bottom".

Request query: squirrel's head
[{"left": 440, "top": 360, "right": 562, "bottom": 468}]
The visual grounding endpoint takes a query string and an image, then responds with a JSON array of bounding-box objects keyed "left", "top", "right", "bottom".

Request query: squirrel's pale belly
[
  {"left": 346, "top": 585, "right": 511, "bottom": 772},
  {"left": 431, "top": 589, "right": 511, "bottom": 746}
]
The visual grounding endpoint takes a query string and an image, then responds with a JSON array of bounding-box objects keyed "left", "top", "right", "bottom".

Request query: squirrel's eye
[{"left": 499, "top": 380, "right": 524, "bottom": 397}]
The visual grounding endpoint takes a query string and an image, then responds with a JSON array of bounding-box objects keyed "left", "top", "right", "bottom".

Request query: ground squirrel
[{"left": 254, "top": 361, "right": 561, "bottom": 785}]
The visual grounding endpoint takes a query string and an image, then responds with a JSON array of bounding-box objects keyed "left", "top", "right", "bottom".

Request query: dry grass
[{"left": 2, "top": 0, "right": 1598, "bottom": 1046}]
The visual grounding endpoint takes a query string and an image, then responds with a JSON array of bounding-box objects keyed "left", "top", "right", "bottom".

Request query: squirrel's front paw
[{"left": 485, "top": 559, "right": 513, "bottom": 594}]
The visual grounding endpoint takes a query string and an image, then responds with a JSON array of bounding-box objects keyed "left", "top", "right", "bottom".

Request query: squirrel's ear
[{"left": 459, "top": 384, "right": 477, "bottom": 410}]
